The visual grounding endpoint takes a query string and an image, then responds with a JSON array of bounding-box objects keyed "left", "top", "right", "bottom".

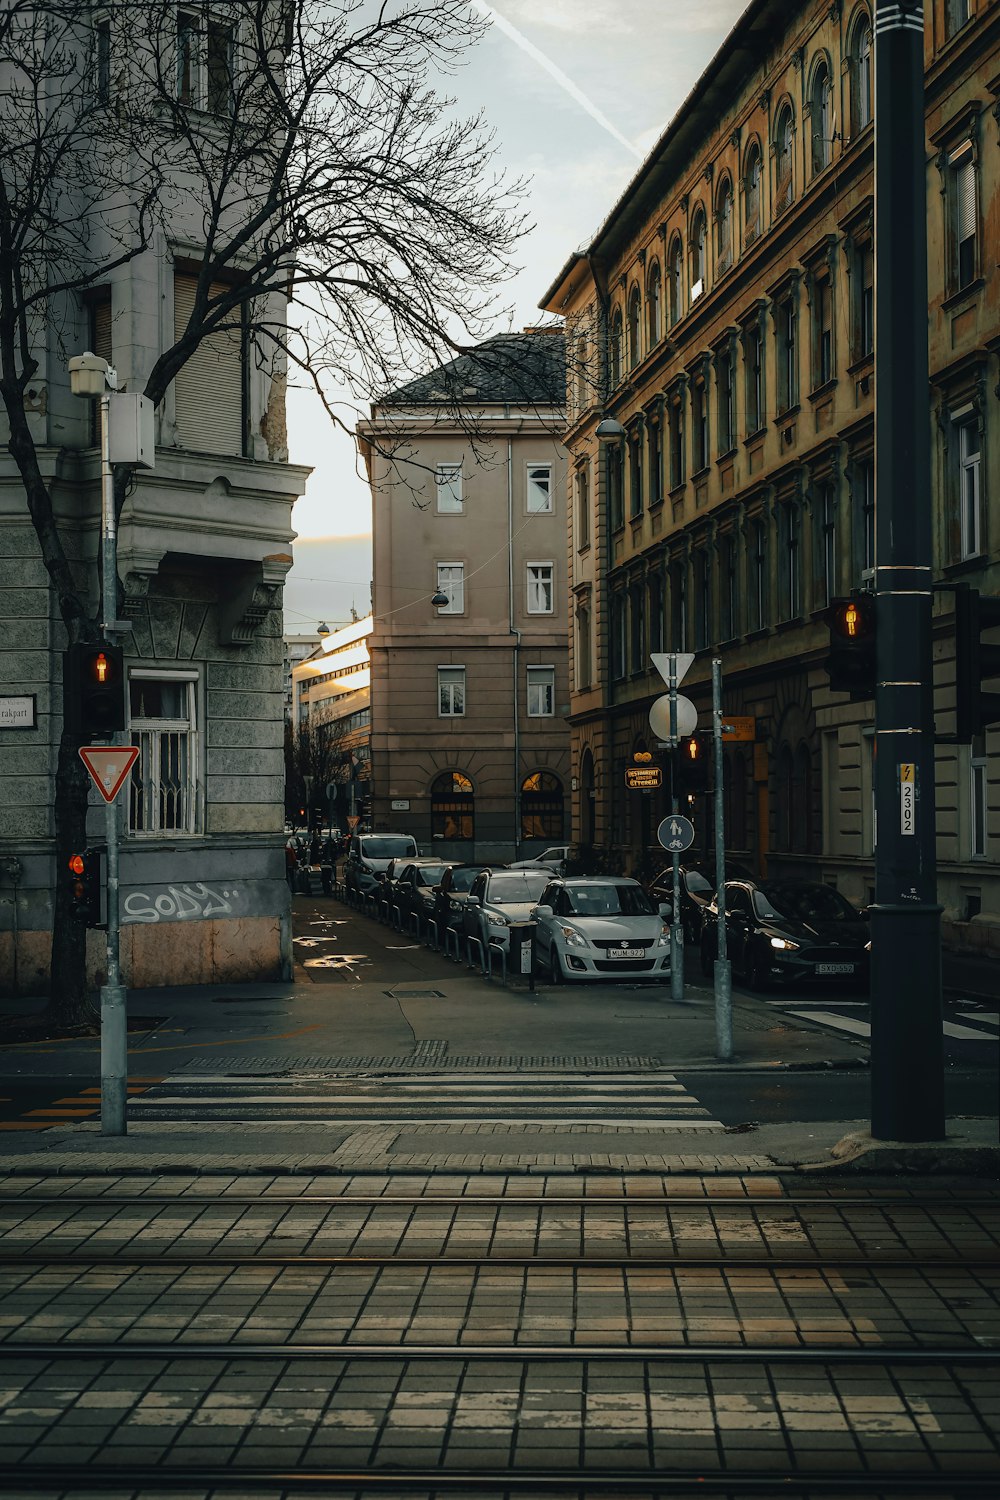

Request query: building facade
[
  {"left": 358, "top": 331, "right": 571, "bottom": 863},
  {"left": 541, "top": 0, "right": 1000, "bottom": 953},
  {"left": 290, "top": 616, "right": 373, "bottom": 830},
  {"left": 0, "top": 13, "right": 309, "bottom": 993}
]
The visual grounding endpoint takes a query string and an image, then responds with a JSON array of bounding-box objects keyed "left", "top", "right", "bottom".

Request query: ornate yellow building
[{"left": 540, "top": 0, "right": 1000, "bottom": 955}]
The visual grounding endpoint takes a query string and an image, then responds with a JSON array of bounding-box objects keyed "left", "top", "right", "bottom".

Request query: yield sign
[
  {"left": 79, "top": 745, "right": 139, "bottom": 803},
  {"left": 650, "top": 652, "right": 695, "bottom": 686}
]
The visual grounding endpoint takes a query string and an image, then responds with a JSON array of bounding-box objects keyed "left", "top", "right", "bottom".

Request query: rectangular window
[
  {"left": 857, "top": 457, "right": 875, "bottom": 581},
  {"left": 629, "top": 586, "right": 645, "bottom": 672},
  {"left": 438, "top": 666, "right": 465, "bottom": 717},
  {"left": 526, "top": 463, "right": 552, "bottom": 513},
  {"left": 745, "top": 322, "right": 763, "bottom": 434},
  {"left": 607, "top": 443, "right": 624, "bottom": 530},
  {"left": 611, "top": 596, "right": 626, "bottom": 680},
  {"left": 719, "top": 534, "right": 737, "bottom": 641},
  {"left": 435, "top": 463, "right": 463, "bottom": 513},
  {"left": 947, "top": 0, "right": 972, "bottom": 38},
  {"left": 949, "top": 147, "right": 977, "bottom": 291},
  {"left": 971, "top": 745, "right": 987, "bottom": 857},
  {"left": 177, "top": 10, "right": 198, "bottom": 105},
  {"left": 648, "top": 418, "right": 663, "bottom": 505},
  {"left": 436, "top": 562, "right": 464, "bottom": 614},
  {"left": 95, "top": 17, "right": 111, "bottom": 102},
  {"left": 776, "top": 295, "right": 797, "bottom": 412},
  {"left": 694, "top": 551, "right": 711, "bottom": 650},
  {"left": 814, "top": 278, "right": 833, "bottom": 387},
  {"left": 670, "top": 563, "right": 688, "bottom": 653},
  {"left": 717, "top": 346, "right": 735, "bottom": 454},
  {"left": 820, "top": 481, "right": 837, "bottom": 607},
  {"left": 206, "top": 19, "right": 234, "bottom": 116},
  {"left": 628, "top": 434, "right": 643, "bottom": 518},
  {"left": 854, "top": 241, "right": 874, "bottom": 358},
  {"left": 668, "top": 396, "right": 685, "bottom": 489},
  {"left": 527, "top": 562, "right": 554, "bottom": 614},
  {"left": 129, "top": 672, "right": 200, "bottom": 836},
  {"left": 957, "top": 416, "right": 981, "bottom": 559},
  {"left": 527, "top": 666, "right": 555, "bottom": 717},
  {"left": 173, "top": 273, "right": 245, "bottom": 457},
  {"left": 576, "top": 606, "right": 591, "bottom": 689},
  {"left": 751, "top": 519, "right": 768, "bottom": 631},
  {"left": 691, "top": 380, "right": 708, "bottom": 473},
  {"left": 648, "top": 573, "right": 664, "bottom": 654},
  {"left": 780, "top": 505, "right": 801, "bottom": 620},
  {"left": 575, "top": 465, "right": 590, "bottom": 549}
]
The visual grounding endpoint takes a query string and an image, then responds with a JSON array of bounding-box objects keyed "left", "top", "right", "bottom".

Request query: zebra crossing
[
  {"left": 126, "top": 1068, "right": 723, "bottom": 1129},
  {"left": 763, "top": 999, "right": 999, "bottom": 1048}
]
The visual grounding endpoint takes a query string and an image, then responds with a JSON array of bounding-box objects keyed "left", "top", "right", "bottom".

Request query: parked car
[
  {"left": 649, "top": 861, "right": 752, "bottom": 945},
  {"left": 510, "top": 845, "right": 571, "bottom": 874},
  {"left": 462, "top": 868, "right": 552, "bottom": 959},
  {"left": 700, "top": 879, "right": 870, "bottom": 990},
  {"left": 391, "top": 859, "right": 453, "bottom": 934},
  {"left": 433, "top": 863, "right": 505, "bottom": 944},
  {"left": 345, "top": 832, "right": 419, "bottom": 896},
  {"left": 532, "top": 877, "right": 672, "bottom": 983}
]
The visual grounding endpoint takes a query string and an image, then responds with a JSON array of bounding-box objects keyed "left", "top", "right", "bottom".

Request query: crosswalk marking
[{"left": 789, "top": 1009, "right": 998, "bottom": 1044}]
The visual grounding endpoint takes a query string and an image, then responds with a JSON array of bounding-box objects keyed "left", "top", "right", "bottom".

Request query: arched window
[
  {"left": 774, "top": 104, "right": 794, "bottom": 213},
  {"left": 610, "top": 307, "right": 623, "bottom": 386},
  {"left": 647, "top": 260, "right": 662, "bottom": 347},
  {"left": 521, "top": 771, "right": 564, "bottom": 842},
  {"left": 851, "top": 10, "right": 873, "bottom": 133},
  {"left": 431, "top": 771, "right": 474, "bottom": 842},
  {"left": 690, "top": 208, "right": 707, "bottom": 299},
  {"left": 627, "top": 285, "right": 642, "bottom": 369},
  {"left": 810, "top": 59, "right": 832, "bottom": 174},
  {"left": 744, "top": 141, "right": 762, "bottom": 242},
  {"left": 716, "top": 176, "right": 734, "bottom": 272},
  {"left": 667, "top": 235, "right": 683, "bottom": 325}
]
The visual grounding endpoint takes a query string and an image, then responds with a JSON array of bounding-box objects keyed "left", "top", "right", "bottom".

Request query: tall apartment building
[
  {"left": 358, "top": 331, "right": 570, "bottom": 862},
  {"left": 290, "top": 616, "right": 373, "bottom": 830},
  {"left": 540, "top": 0, "right": 1000, "bottom": 954}
]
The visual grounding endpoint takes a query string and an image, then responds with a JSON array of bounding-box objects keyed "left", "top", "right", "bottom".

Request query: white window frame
[
  {"left": 436, "top": 561, "right": 465, "bottom": 614},
  {"left": 955, "top": 410, "right": 981, "bottom": 559},
  {"left": 127, "top": 669, "right": 201, "bottom": 837},
  {"left": 437, "top": 665, "right": 466, "bottom": 717},
  {"left": 526, "top": 562, "right": 554, "bottom": 615},
  {"left": 176, "top": 6, "right": 235, "bottom": 115},
  {"left": 526, "top": 463, "right": 553, "bottom": 513},
  {"left": 527, "top": 665, "right": 555, "bottom": 718},
  {"left": 435, "top": 462, "right": 464, "bottom": 514}
]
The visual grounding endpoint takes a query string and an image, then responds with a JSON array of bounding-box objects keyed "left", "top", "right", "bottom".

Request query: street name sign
[
  {"left": 0, "top": 694, "right": 36, "bottom": 729},
  {"left": 657, "top": 814, "right": 695, "bottom": 853},
  {"left": 625, "top": 765, "right": 663, "bottom": 790},
  {"left": 721, "top": 716, "right": 756, "bottom": 742},
  {"left": 79, "top": 745, "right": 139, "bottom": 803}
]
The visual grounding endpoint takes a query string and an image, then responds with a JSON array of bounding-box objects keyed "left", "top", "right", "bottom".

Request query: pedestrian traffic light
[
  {"left": 954, "top": 586, "right": 1000, "bottom": 742},
  {"left": 64, "top": 643, "right": 126, "bottom": 739},
  {"left": 824, "top": 593, "right": 876, "bottom": 698},
  {"left": 673, "top": 733, "right": 711, "bottom": 796},
  {"left": 66, "top": 850, "right": 102, "bottom": 927}
]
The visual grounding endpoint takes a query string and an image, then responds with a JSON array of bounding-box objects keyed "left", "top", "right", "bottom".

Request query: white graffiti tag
[{"left": 122, "top": 883, "right": 240, "bottom": 924}]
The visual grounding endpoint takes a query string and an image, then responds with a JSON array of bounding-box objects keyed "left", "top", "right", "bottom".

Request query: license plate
[
  {"left": 816, "top": 962, "right": 855, "bottom": 975},
  {"left": 608, "top": 947, "right": 644, "bottom": 960}
]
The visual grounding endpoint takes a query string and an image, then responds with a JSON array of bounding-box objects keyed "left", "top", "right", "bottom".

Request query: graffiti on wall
[{"left": 123, "top": 883, "right": 243, "bottom": 924}]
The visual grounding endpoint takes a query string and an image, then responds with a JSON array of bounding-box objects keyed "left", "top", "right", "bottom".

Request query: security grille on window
[
  {"left": 436, "top": 562, "right": 464, "bottom": 613},
  {"left": 129, "top": 673, "right": 200, "bottom": 835},
  {"left": 956, "top": 415, "right": 981, "bottom": 559},
  {"left": 527, "top": 563, "right": 554, "bottom": 613},
  {"left": 949, "top": 147, "right": 977, "bottom": 291},
  {"left": 527, "top": 666, "right": 555, "bottom": 717},
  {"left": 437, "top": 666, "right": 465, "bottom": 717},
  {"left": 435, "top": 463, "right": 463, "bottom": 513},
  {"left": 527, "top": 464, "right": 552, "bottom": 513}
]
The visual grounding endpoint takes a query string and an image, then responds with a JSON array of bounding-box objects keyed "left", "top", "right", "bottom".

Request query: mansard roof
[{"left": 384, "top": 329, "right": 565, "bottom": 408}]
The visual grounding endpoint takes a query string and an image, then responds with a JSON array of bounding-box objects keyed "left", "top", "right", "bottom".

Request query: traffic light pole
[
  {"left": 668, "top": 656, "right": 683, "bottom": 1002},
  {"left": 711, "top": 660, "right": 732, "bottom": 1060},
  {"left": 99, "top": 389, "right": 127, "bottom": 1137},
  {"left": 870, "top": 0, "right": 944, "bottom": 1140}
]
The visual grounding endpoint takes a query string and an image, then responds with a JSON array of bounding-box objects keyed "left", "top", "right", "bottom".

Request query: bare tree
[
  {"left": 283, "top": 719, "right": 348, "bottom": 830},
  {"left": 0, "top": 0, "right": 527, "bottom": 1025}
]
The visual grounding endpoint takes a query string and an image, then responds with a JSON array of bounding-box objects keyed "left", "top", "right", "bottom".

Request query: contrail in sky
[{"left": 471, "top": 1, "right": 644, "bottom": 160}]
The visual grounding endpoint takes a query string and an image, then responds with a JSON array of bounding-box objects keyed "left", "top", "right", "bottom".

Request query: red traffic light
[{"left": 68, "top": 853, "right": 86, "bottom": 876}]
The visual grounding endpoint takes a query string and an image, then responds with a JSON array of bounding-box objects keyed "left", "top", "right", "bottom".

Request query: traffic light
[
  {"left": 955, "top": 586, "right": 1000, "bottom": 742},
  {"left": 66, "top": 850, "right": 102, "bottom": 927},
  {"left": 673, "top": 733, "right": 711, "bottom": 796},
  {"left": 64, "top": 643, "right": 125, "bottom": 739},
  {"left": 824, "top": 593, "right": 876, "bottom": 697}
]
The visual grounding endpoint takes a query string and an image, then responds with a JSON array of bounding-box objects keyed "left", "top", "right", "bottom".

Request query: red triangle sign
[{"left": 79, "top": 745, "right": 140, "bottom": 803}]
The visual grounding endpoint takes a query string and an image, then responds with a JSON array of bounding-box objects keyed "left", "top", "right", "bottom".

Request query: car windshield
[
  {"left": 449, "top": 868, "right": 484, "bottom": 893},
  {"left": 361, "top": 837, "right": 416, "bottom": 859},
  {"left": 755, "top": 883, "right": 859, "bottom": 924},
  {"left": 565, "top": 884, "right": 657, "bottom": 917},
  {"left": 487, "top": 872, "right": 550, "bottom": 904},
  {"left": 684, "top": 870, "right": 713, "bottom": 894},
  {"left": 417, "top": 866, "right": 448, "bottom": 886}
]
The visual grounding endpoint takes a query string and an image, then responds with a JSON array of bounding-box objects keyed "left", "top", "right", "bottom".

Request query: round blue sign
[{"left": 656, "top": 814, "right": 695, "bottom": 853}]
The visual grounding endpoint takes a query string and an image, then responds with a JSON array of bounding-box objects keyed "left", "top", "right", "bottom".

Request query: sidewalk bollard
[{"left": 507, "top": 921, "right": 536, "bottom": 992}]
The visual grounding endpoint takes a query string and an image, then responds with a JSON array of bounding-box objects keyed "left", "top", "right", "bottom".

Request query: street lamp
[
  {"left": 431, "top": 590, "right": 450, "bottom": 607},
  {"left": 68, "top": 349, "right": 127, "bottom": 1138},
  {"left": 595, "top": 416, "right": 626, "bottom": 442}
]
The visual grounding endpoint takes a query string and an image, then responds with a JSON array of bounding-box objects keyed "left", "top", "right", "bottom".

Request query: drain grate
[{"left": 385, "top": 989, "right": 445, "bottom": 999}]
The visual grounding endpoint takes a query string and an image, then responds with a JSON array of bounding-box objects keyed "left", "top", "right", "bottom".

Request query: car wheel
[{"left": 549, "top": 943, "right": 565, "bottom": 983}]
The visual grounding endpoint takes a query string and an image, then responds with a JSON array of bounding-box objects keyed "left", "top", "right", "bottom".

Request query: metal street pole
[
  {"left": 711, "top": 660, "right": 732, "bottom": 1060},
  {"left": 98, "top": 388, "right": 127, "bottom": 1137},
  {"left": 668, "top": 655, "right": 683, "bottom": 1001},
  {"left": 870, "top": 0, "right": 944, "bottom": 1140}
]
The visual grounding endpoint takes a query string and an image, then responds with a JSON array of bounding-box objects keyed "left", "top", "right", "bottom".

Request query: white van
[{"left": 345, "top": 832, "right": 419, "bottom": 896}]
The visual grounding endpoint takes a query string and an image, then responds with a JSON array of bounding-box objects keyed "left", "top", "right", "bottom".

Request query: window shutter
[
  {"left": 92, "top": 298, "right": 112, "bottom": 365},
  {"left": 172, "top": 273, "right": 244, "bottom": 456},
  {"left": 956, "top": 158, "right": 976, "bottom": 243}
]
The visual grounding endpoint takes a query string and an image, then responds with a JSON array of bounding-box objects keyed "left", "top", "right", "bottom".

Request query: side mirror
[
  {"left": 534, "top": 903, "right": 554, "bottom": 918},
  {"left": 658, "top": 902, "right": 672, "bottom": 920},
  {"left": 467, "top": 895, "right": 480, "bottom": 908}
]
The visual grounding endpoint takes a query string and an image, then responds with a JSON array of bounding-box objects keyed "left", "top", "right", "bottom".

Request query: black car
[
  {"left": 649, "top": 862, "right": 751, "bottom": 945},
  {"left": 700, "top": 879, "right": 870, "bottom": 989},
  {"left": 391, "top": 859, "right": 454, "bottom": 934},
  {"left": 432, "top": 862, "right": 505, "bottom": 944}
]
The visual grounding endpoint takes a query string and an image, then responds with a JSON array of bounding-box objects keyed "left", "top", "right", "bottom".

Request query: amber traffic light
[
  {"left": 674, "top": 733, "right": 711, "bottom": 795},
  {"left": 67, "top": 849, "right": 101, "bottom": 926},
  {"left": 64, "top": 642, "right": 126, "bottom": 739},
  {"left": 825, "top": 593, "right": 876, "bottom": 698}
]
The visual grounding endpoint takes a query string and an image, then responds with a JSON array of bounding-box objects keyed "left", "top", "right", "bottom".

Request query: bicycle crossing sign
[{"left": 656, "top": 814, "right": 695, "bottom": 853}]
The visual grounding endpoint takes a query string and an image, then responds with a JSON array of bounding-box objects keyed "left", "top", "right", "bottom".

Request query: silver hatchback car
[{"left": 532, "top": 877, "right": 672, "bottom": 983}]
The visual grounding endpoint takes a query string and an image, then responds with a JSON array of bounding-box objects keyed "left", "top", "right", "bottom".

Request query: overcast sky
[{"left": 282, "top": 0, "right": 749, "bottom": 636}]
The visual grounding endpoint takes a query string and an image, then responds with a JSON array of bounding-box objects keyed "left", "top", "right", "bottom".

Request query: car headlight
[
  {"left": 864, "top": 941, "right": 871, "bottom": 952},
  {"left": 769, "top": 936, "right": 799, "bottom": 951},
  {"left": 559, "top": 924, "right": 588, "bottom": 948},
  {"left": 488, "top": 912, "right": 510, "bottom": 927},
  {"left": 656, "top": 924, "right": 671, "bottom": 946}
]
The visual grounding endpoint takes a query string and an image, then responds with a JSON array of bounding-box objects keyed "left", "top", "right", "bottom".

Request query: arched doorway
[
  {"left": 430, "top": 771, "right": 475, "bottom": 843},
  {"left": 521, "top": 771, "right": 564, "bottom": 843}
]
